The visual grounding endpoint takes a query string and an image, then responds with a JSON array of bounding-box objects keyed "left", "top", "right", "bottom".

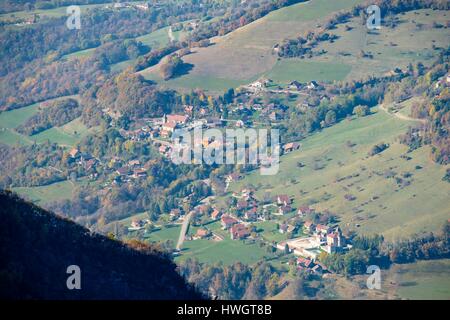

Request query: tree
[
  {"left": 353, "top": 105, "right": 370, "bottom": 117},
  {"left": 284, "top": 244, "right": 290, "bottom": 255},
  {"left": 324, "top": 110, "right": 337, "bottom": 126}
]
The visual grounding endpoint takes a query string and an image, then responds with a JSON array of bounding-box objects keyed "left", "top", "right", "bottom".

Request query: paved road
[{"left": 176, "top": 211, "right": 192, "bottom": 250}]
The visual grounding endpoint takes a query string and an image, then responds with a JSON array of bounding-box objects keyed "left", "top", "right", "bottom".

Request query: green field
[
  {"left": 13, "top": 180, "right": 76, "bottom": 204},
  {"left": 266, "top": 0, "right": 362, "bottom": 22},
  {"left": 0, "top": 128, "right": 33, "bottom": 146},
  {"left": 142, "top": 72, "right": 250, "bottom": 92},
  {"left": 175, "top": 237, "right": 267, "bottom": 265},
  {"left": 0, "top": 102, "right": 41, "bottom": 129},
  {"left": 0, "top": 96, "right": 85, "bottom": 147},
  {"left": 140, "top": 0, "right": 364, "bottom": 92},
  {"left": 64, "top": 24, "right": 185, "bottom": 71},
  {"left": 310, "top": 9, "right": 450, "bottom": 80},
  {"left": 225, "top": 105, "right": 450, "bottom": 239},
  {"left": 387, "top": 259, "right": 450, "bottom": 300},
  {"left": 62, "top": 47, "right": 97, "bottom": 61},
  {"left": 30, "top": 117, "right": 93, "bottom": 147},
  {"left": 265, "top": 60, "right": 351, "bottom": 84}
]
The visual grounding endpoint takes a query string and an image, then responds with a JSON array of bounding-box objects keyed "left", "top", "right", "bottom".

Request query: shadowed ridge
[{"left": 0, "top": 190, "right": 205, "bottom": 300}]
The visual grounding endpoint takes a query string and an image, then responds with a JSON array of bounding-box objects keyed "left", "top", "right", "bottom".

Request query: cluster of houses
[
  {"left": 115, "top": 159, "right": 154, "bottom": 182},
  {"left": 246, "top": 77, "right": 322, "bottom": 93},
  {"left": 274, "top": 194, "right": 294, "bottom": 215},
  {"left": 68, "top": 148, "right": 100, "bottom": 177},
  {"left": 435, "top": 73, "right": 450, "bottom": 89},
  {"left": 296, "top": 257, "right": 327, "bottom": 274},
  {"left": 279, "top": 222, "right": 347, "bottom": 261},
  {"left": 287, "top": 80, "right": 322, "bottom": 92},
  {"left": 129, "top": 218, "right": 151, "bottom": 231},
  {"left": 106, "top": 1, "right": 152, "bottom": 11}
]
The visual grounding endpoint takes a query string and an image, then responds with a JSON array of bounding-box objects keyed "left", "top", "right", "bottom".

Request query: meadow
[
  {"left": 13, "top": 180, "right": 76, "bottom": 205},
  {"left": 141, "top": 2, "right": 449, "bottom": 93},
  {"left": 311, "top": 9, "right": 450, "bottom": 80},
  {"left": 140, "top": 0, "right": 364, "bottom": 92},
  {"left": 0, "top": 96, "right": 87, "bottom": 147},
  {"left": 389, "top": 259, "right": 450, "bottom": 300}
]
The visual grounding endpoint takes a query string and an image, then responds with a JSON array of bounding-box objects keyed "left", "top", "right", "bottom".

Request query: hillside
[
  {"left": 224, "top": 104, "right": 450, "bottom": 240},
  {"left": 141, "top": 0, "right": 449, "bottom": 92},
  {"left": 0, "top": 190, "right": 203, "bottom": 300}
]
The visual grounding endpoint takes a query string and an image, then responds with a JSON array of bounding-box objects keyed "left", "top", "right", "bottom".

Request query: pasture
[{"left": 140, "top": 0, "right": 364, "bottom": 92}]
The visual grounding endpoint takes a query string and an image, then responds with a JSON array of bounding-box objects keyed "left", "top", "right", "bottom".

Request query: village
[
  {"left": 60, "top": 76, "right": 355, "bottom": 274},
  {"left": 127, "top": 183, "right": 352, "bottom": 274}
]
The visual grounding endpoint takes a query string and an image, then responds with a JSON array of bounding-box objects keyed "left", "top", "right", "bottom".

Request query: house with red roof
[
  {"left": 221, "top": 215, "right": 238, "bottom": 229},
  {"left": 304, "top": 221, "right": 314, "bottom": 233},
  {"left": 298, "top": 206, "right": 315, "bottom": 216},
  {"left": 276, "top": 194, "right": 291, "bottom": 206},
  {"left": 316, "top": 224, "right": 330, "bottom": 235},
  {"left": 278, "top": 205, "right": 292, "bottom": 215},
  {"left": 230, "top": 224, "right": 250, "bottom": 240},
  {"left": 211, "top": 209, "right": 221, "bottom": 220},
  {"left": 166, "top": 114, "right": 189, "bottom": 124}
]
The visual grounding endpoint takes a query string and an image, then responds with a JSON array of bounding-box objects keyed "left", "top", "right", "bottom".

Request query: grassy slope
[
  {"left": 389, "top": 259, "right": 450, "bottom": 300},
  {"left": 226, "top": 105, "right": 450, "bottom": 240},
  {"left": 13, "top": 180, "right": 76, "bottom": 204},
  {"left": 0, "top": 95, "right": 85, "bottom": 147},
  {"left": 141, "top": 2, "right": 449, "bottom": 93},
  {"left": 140, "top": 0, "right": 363, "bottom": 92},
  {"left": 30, "top": 117, "right": 95, "bottom": 147},
  {"left": 310, "top": 9, "right": 450, "bottom": 80}
]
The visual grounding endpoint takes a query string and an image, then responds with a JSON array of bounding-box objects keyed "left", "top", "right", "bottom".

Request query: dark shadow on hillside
[{"left": 172, "top": 62, "right": 194, "bottom": 79}]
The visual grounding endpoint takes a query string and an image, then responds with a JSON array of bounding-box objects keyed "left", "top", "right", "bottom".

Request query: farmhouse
[
  {"left": 297, "top": 257, "right": 314, "bottom": 269},
  {"left": 128, "top": 159, "right": 141, "bottom": 167},
  {"left": 298, "top": 206, "right": 315, "bottom": 216},
  {"left": 244, "top": 208, "right": 258, "bottom": 221},
  {"left": 307, "top": 80, "right": 320, "bottom": 90},
  {"left": 116, "top": 167, "right": 130, "bottom": 176},
  {"left": 276, "top": 194, "right": 291, "bottom": 206},
  {"left": 165, "top": 114, "right": 189, "bottom": 124},
  {"left": 304, "top": 221, "right": 314, "bottom": 233},
  {"left": 278, "top": 205, "right": 292, "bottom": 215},
  {"left": 129, "top": 219, "right": 146, "bottom": 231},
  {"left": 221, "top": 215, "right": 238, "bottom": 229},
  {"left": 279, "top": 223, "right": 295, "bottom": 234},
  {"left": 230, "top": 224, "right": 250, "bottom": 240},
  {"left": 69, "top": 148, "right": 80, "bottom": 159},
  {"left": 170, "top": 208, "right": 182, "bottom": 219},
  {"left": 211, "top": 209, "right": 221, "bottom": 220},
  {"left": 283, "top": 142, "right": 300, "bottom": 153},
  {"left": 132, "top": 168, "right": 147, "bottom": 179},
  {"left": 316, "top": 224, "right": 330, "bottom": 235},
  {"left": 84, "top": 158, "right": 97, "bottom": 171},
  {"left": 162, "top": 121, "right": 178, "bottom": 133},
  {"left": 288, "top": 80, "right": 303, "bottom": 91},
  {"left": 194, "top": 228, "right": 210, "bottom": 239}
]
